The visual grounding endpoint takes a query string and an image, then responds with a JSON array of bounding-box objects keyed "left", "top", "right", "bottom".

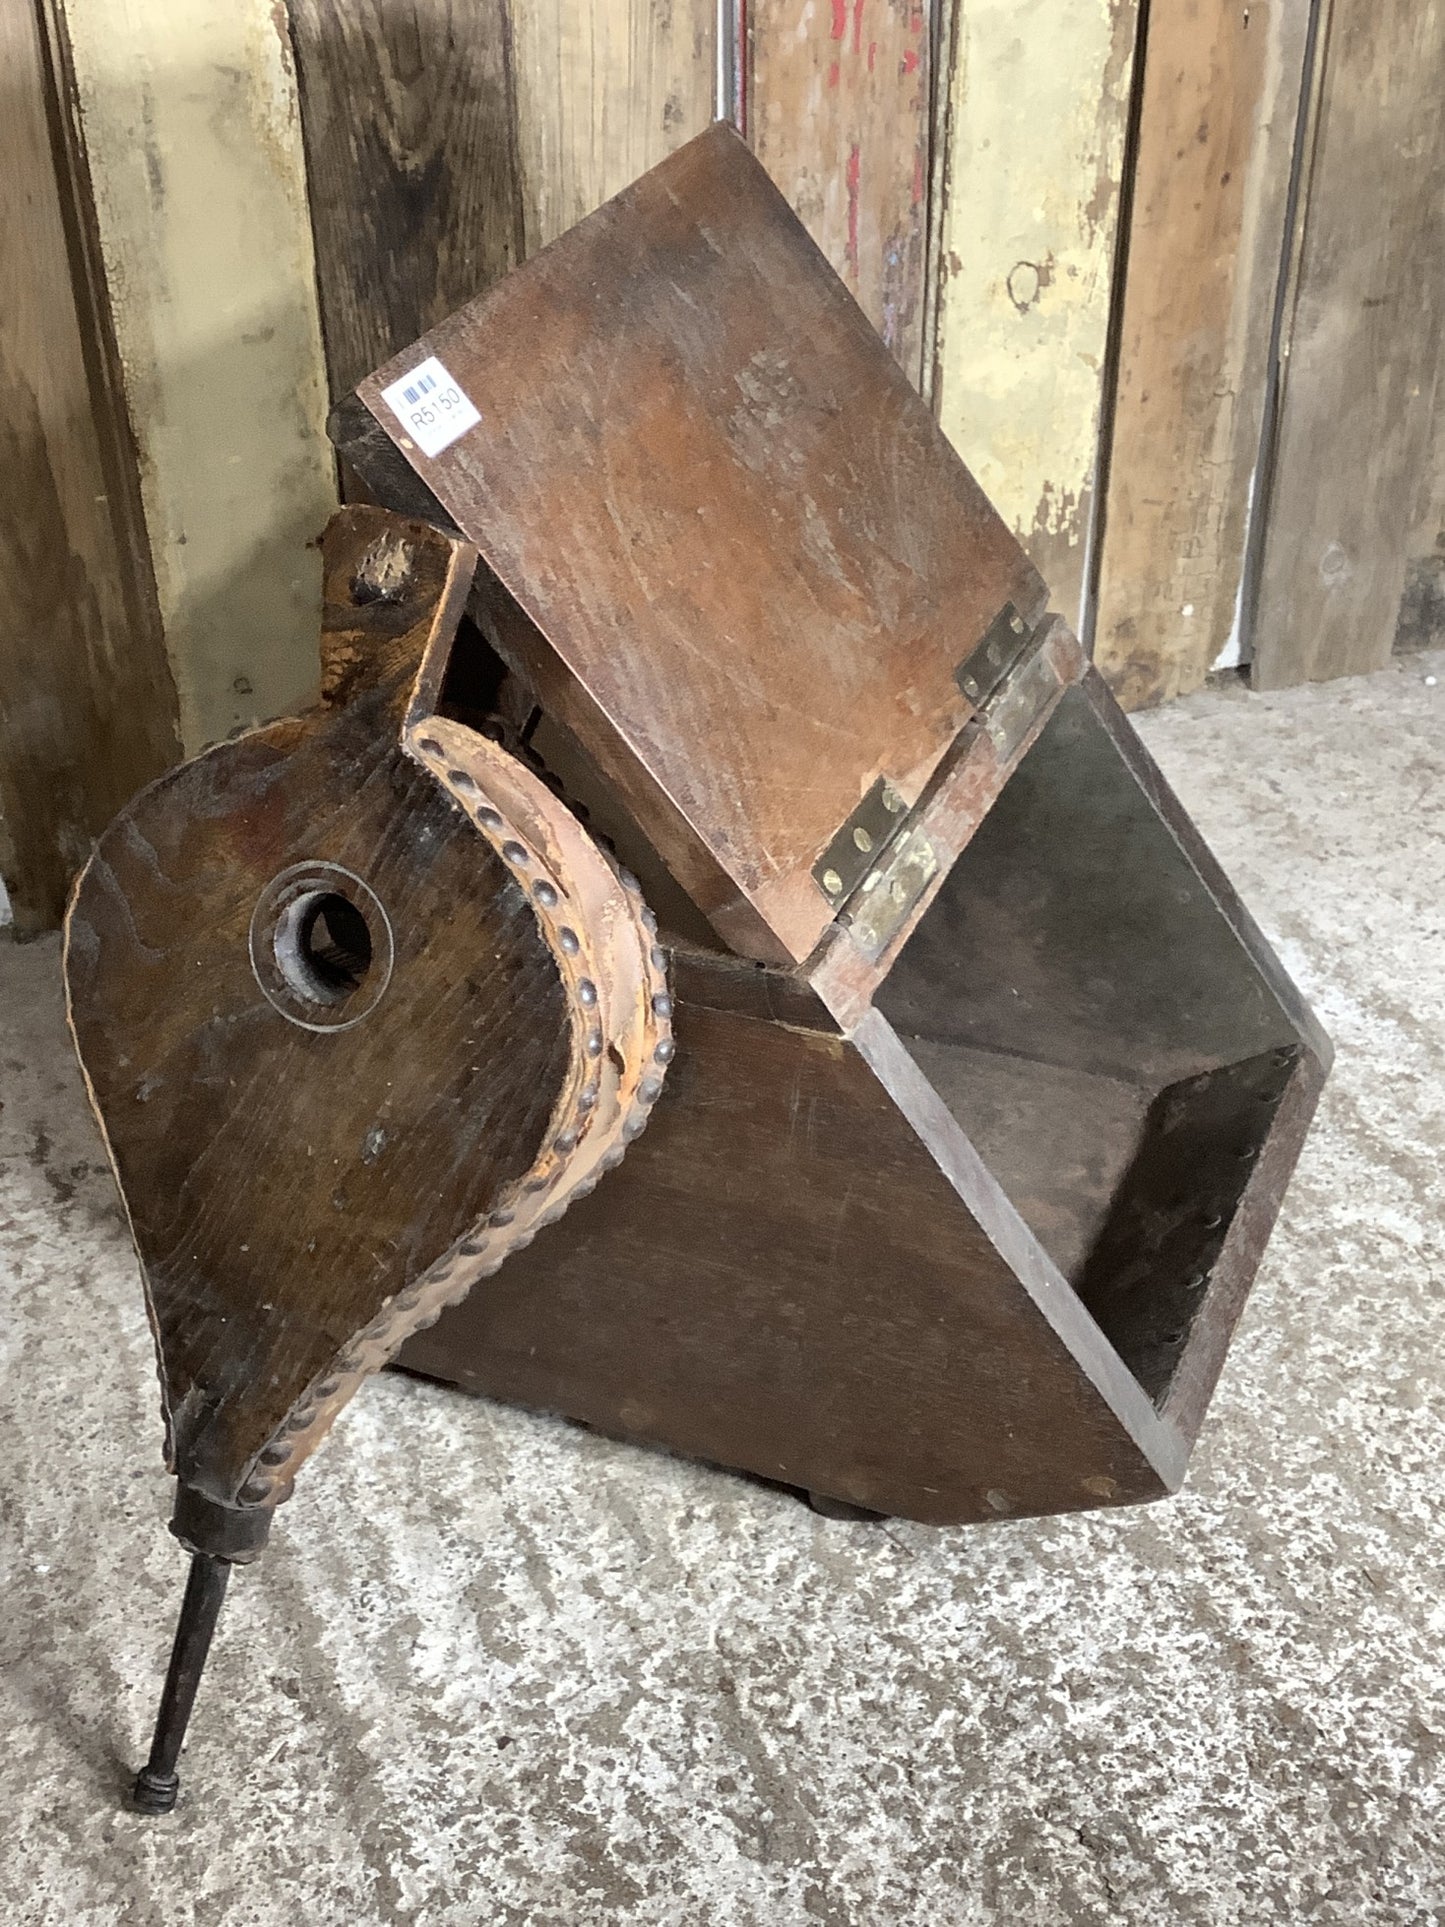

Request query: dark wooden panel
[
  {"left": 346, "top": 125, "right": 1045, "bottom": 965},
  {"left": 1396, "top": 406, "right": 1445, "bottom": 653},
  {"left": 286, "top": 0, "right": 528, "bottom": 398},
  {"left": 402, "top": 992, "right": 1166, "bottom": 1526},
  {"left": 287, "top": 0, "right": 717, "bottom": 405},
  {"left": 1251, "top": 0, "right": 1445, "bottom": 687},
  {"left": 0, "top": 0, "right": 178, "bottom": 931}
]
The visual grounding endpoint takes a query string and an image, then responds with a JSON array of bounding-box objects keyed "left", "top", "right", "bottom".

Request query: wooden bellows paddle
[{"left": 65, "top": 505, "right": 672, "bottom": 1808}]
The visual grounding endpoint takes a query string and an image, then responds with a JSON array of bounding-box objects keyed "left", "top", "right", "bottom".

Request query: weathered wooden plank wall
[
  {"left": 1092, "top": 0, "right": 1316, "bottom": 707},
  {"left": 1250, "top": 0, "right": 1445, "bottom": 688},
  {"left": 0, "top": 0, "right": 715, "bottom": 926},
  {"left": 748, "top": 0, "right": 931, "bottom": 388},
  {"left": 933, "top": 0, "right": 1139, "bottom": 627},
  {"left": 0, "top": 0, "right": 178, "bottom": 932},
  {"left": 7, "top": 0, "right": 1444, "bottom": 925}
]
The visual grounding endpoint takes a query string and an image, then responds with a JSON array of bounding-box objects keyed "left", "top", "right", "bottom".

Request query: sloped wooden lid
[{"left": 341, "top": 122, "right": 1046, "bottom": 965}]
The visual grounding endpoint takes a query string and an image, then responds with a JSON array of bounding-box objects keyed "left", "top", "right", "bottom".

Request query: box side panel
[{"left": 402, "top": 990, "right": 1166, "bottom": 1525}]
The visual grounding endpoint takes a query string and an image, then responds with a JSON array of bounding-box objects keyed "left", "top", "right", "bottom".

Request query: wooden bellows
[{"left": 66, "top": 506, "right": 672, "bottom": 1550}]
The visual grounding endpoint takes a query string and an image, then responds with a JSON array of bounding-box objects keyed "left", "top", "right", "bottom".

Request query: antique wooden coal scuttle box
[
  {"left": 67, "top": 123, "right": 1329, "bottom": 1807},
  {"left": 331, "top": 121, "right": 1330, "bottom": 1527}
]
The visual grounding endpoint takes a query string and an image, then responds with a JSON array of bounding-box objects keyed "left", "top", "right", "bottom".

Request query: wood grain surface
[
  {"left": 287, "top": 0, "right": 527, "bottom": 398},
  {"left": 934, "top": 0, "right": 1139, "bottom": 626},
  {"left": 0, "top": 0, "right": 178, "bottom": 931},
  {"left": 748, "top": 0, "right": 931, "bottom": 387},
  {"left": 66, "top": 509, "right": 672, "bottom": 1513},
  {"left": 1251, "top": 0, "right": 1445, "bottom": 687},
  {"left": 1396, "top": 393, "right": 1445, "bottom": 653},
  {"left": 1093, "top": 0, "right": 1314, "bottom": 707},
  {"left": 510, "top": 0, "right": 715, "bottom": 253},
  {"left": 348, "top": 126, "right": 1046, "bottom": 966},
  {"left": 66, "top": 519, "right": 564, "bottom": 1506},
  {"left": 405, "top": 665, "right": 1331, "bottom": 1523},
  {"left": 402, "top": 983, "right": 1175, "bottom": 1527},
  {"left": 289, "top": 0, "right": 714, "bottom": 398}
]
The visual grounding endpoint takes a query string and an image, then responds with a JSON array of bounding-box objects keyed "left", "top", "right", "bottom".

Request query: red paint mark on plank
[
  {"left": 902, "top": 47, "right": 920, "bottom": 76},
  {"left": 828, "top": 59, "right": 841, "bottom": 88},
  {"left": 830, "top": 0, "right": 847, "bottom": 40},
  {"left": 845, "top": 142, "right": 861, "bottom": 280},
  {"left": 868, "top": 40, "right": 877, "bottom": 72},
  {"left": 852, "top": 0, "right": 866, "bottom": 57}
]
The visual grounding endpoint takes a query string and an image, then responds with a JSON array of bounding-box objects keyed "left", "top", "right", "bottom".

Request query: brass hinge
[
  {"left": 841, "top": 825, "right": 939, "bottom": 963},
  {"left": 812, "top": 774, "right": 909, "bottom": 909},
  {"left": 957, "top": 601, "right": 1057, "bottom": 766},
  {"left": 810, "top": 773, "right": 937, "bottom": 962},
  {"left": 809, "top": 600, "right": 1052, "bottom": 961},
  {"left": 954, "top": 601, "right": 1036, "bottom": 708}
]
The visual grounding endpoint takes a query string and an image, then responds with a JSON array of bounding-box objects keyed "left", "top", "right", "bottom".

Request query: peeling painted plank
[
  {"left": 1094, "top": 0, "right": 1313, "bottom": 708},
  {"left": 934, "top": 0, "right": 1138, "bottom": 627},
  {"left": 748, "top": 0, "right": 931, "bottom": 387},
  {"left": 58, "top": 0, "right": 339, "bottom": 754}
]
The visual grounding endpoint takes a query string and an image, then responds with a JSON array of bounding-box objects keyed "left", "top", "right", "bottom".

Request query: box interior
[{"left": 876, "top": 686, "right": 1301, "bottom": 1403}]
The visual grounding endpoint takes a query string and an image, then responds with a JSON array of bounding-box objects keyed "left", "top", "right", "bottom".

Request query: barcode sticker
[{"left": 378, "top": 355, "right": 481, "bottom": 459}]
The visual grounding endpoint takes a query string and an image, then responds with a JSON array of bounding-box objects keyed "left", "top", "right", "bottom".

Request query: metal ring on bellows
[
  {"left": 232, "top": 722, "right": 674, "bottom": 1508},
  {"left": 248, "top": 861, "right": 395, "bottom": 1032}
]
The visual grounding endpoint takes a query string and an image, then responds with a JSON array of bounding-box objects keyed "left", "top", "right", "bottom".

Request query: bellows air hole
[{"left": 274, "top": 891, "right": 374, "bottom": 1005}]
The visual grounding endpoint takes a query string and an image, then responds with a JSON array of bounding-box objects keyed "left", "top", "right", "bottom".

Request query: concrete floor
[{"left": 2, "top": 650, "right": 1443, "bottom": 1926}]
